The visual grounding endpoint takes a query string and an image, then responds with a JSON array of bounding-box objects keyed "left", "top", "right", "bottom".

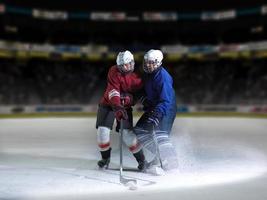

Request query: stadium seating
[{"left": 0, "top": 58, "right": 266, "bottom": 105}]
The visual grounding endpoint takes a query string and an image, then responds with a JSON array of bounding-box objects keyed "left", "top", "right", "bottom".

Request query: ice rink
[{"left": 0, "top": 116, "right": 267, "bottom": 200}]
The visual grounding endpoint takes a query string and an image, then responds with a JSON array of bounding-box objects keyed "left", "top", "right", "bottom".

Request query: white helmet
[
  {"left": 143, "top": 49, "right": 163, "bottom": 73},
  {"left": 116, "top": 50, "right": 135, "bottom": 73}
]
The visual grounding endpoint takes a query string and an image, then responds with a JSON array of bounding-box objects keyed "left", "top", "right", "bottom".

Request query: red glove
[
  {"left": 121, "top": 93, "right": 133, "bottom": 107},
  {"left": 114, "top": 106, "right": 128, "bottom": 121}
]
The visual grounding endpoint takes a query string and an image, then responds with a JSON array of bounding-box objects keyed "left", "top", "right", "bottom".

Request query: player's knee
[
  {"left": 122, "top": 129, "right": 136, "bottom": 146},
  {"left": 123, "top": 129, "right": 141, "bottom": 153},
  {"left": 97, "top": 126, "right": 111, "bottom": 151}
]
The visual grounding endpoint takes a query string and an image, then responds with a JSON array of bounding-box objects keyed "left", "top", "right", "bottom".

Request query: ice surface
[{"left": 0, "top": 117, "right": 267, "bottom": 200}]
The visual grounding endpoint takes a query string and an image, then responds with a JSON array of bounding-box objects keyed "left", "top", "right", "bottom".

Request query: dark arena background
[{"left": 0, "top": 0, "right": 267, "bottom": 199}]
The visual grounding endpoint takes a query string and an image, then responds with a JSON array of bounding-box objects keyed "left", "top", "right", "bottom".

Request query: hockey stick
[
  {"left": 119, "top": 100, "right": 137, "bottom": 187},
  {"left": 151, "top": 126, "right": 163, "bottom": 168}
]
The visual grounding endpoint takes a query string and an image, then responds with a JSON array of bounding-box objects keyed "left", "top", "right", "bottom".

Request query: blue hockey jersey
[{"left": 144, "top": 66, "right": 176, "bottom": 116}]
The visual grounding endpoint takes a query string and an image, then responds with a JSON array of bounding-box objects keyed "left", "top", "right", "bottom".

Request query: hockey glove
[
  {"left": 114, "top": 106, "right": 128, "bottom": 121},
  {"left": 146, "top": 110, "right": 163, "bottom": 130},
  {"left": 121, "top": 93, "right": 133, "bottom": 107}
]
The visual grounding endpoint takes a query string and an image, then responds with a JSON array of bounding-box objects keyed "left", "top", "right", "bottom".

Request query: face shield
[
  {"left": 143, "top": 49, "right": 163, "bottom": 73},
  {"left": 143, "top": 59, "right": 160, "bottom": 73},
  {"left": 117, "top": 60, "right": 135, "bottom": 74}
]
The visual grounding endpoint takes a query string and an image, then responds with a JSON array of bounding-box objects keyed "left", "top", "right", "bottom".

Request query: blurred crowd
[
  {"left": 0, "top": 59, "right": 105, "bottom": 105},
  {"left": 0, "top": 58, "right": 266, "bottom": 105},
  {"left": 169, "top": 59, "right": 267, "bottom": 105}
]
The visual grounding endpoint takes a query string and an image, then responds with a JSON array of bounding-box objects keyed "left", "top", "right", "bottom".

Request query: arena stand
[
  {"left": 0, "top": 59, "right": 105, "bottom": 105},
  {"left": 0, "top": 1, "right": 267, "bottom": 116},
  {"left": 0, "top": 57, "right": 266, "bottom": 113}
]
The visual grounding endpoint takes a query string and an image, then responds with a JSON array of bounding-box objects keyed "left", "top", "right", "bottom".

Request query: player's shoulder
[
  {"left": 108, "top": 65, "right": 121, "bottom": 76},
  {"left": 107, "top": 65, "right": 119, "bottom": 81},
  {"left": 109, "top": 65, "right": 119, "bottom": 73},
  {"left": 156, "top": 67, "right": 172, "bottom": 81}
]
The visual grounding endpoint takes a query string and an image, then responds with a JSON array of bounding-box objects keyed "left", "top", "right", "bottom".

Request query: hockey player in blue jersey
[{"left": 134, "top": 49, "right": 179, "bottom": 174}]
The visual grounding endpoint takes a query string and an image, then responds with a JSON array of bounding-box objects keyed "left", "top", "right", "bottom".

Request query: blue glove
[{"left": 146, "top": 110, "right": 163, "bottom": 130}]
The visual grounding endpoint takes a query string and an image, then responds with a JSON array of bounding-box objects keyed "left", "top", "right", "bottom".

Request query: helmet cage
[
  {"left": 117, "top": 60, "right": 135, "bottom": 74},
  {"left": 143, "top": 59, "right": 162, "bottom": 73}
]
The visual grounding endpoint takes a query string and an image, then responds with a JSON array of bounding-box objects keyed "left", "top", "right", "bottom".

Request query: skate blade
[
  {"left": 146, "top": 165, "right": 165, "bottom": 176},
  {"left": 97, "top": 164, "right": 109, "bottom": 170}
]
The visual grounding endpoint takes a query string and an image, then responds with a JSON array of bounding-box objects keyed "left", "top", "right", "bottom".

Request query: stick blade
[
  {"left": 120, "top": 177, "right": 137, "bottom": 190},
  {"left": 120, "top": 176, "right": 137, "bottom": 185},
  {"left": 109, "top": 167, "right": 141, "bottom": 172}
]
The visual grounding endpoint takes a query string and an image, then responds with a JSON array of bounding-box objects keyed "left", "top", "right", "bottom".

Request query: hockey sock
[
  {"left": 100, "top": 148, "right": 112, "bottom": 160},
  {"left": 133, "top": 149, "right": 145, "bottom": 163}
]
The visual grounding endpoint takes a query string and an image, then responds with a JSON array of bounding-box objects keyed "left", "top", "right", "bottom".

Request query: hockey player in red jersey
[{"left": 95, "top": 50, "right": 146, "bottom": 170}]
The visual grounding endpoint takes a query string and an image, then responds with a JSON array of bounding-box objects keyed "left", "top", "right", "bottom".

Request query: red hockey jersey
[{"left": 100, "top": 65, "right": 143, "bottom": 107}]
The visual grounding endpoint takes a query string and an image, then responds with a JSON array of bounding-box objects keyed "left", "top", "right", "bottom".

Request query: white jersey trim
[{"left": 108, "top": 89, "right": 120, "bottom": 100}]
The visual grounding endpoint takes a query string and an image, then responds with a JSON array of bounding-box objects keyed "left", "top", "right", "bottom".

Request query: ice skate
[
  {"left": 98, "top": 158, "right": 110, "bottom": 169},
  {"left": 98, "top": 148, "right": 111, "bottom": 169},
  {"left": 141, "top": 158, "right": 165, "bottom": 176},
  {"left": 137, "top": 160, "right": 148, "bottom": 171},
  {"left": 145, "top": 164, "right": 165, "bottom": 176}
]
